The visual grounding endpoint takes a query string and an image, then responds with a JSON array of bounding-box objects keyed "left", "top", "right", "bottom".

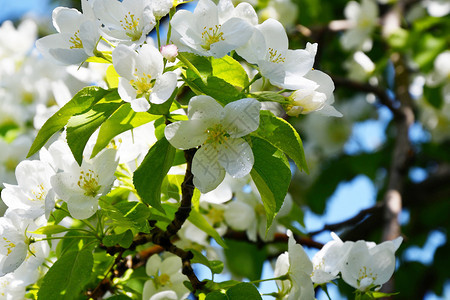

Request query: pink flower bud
[{"left": 160, "top": 44, "right": 178, "bottom": 62}]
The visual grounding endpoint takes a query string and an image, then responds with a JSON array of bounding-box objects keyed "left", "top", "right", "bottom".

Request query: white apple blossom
[
  {"left": 170, "top": 0, "right": 258, "bottom": 58},
  {"left": 0, "top": 19, "right": 37, "bottom": 62},
  {"left": 428, "top": 50, "right": 450, "bottom": 102},
  {"left": 340, "top": 0, "right": 379, "bottom": 52},
  {"left": 150, "top": 0, "right": 173, "bottom": 20},
  {"left": 0, "top": 273, "right": 27, "bottom": 300},
  {"left": 258, "top": 0, "right": 298, "bottom": 27},
  {"left": 112, "top": 43, "right": 178, "bottom": 112},
  {"left": 93, "top": 0, "right": 155, "bottom": 46},
  {"left": 344, "top": 51, "right": 376, "bottom": 82},
  {"left": 165, "top": 96, "right": 261, "bottom": 193},
  {"left": 1, "top": 160, "right": 55, "bottom": 219},
  {"left": 310, "top": 232, "right": 353, "bottom": 284},
  {"left": 274, "top": 231, "right": 315, "bottom": 300},
  {"left": 50, "top": 149, "right": 118, "bottom": 219},
  {"left": 424, "top": 0, "right": 450, "bottom": 17},
  {"left": 237, "top": 18, "right": 318, "bottom": 90},
  {"left": 341, "top": 237, "right": 403, "bottom": 291},
  {"left": 143, "top": 255, "right": 190, "bottom": 299},
  {"left": 286, "top": 70, "right": 342, "bottom": 118},
  {"left": 224, "top": 185, "right": 293, "bottom": 242},
  {"left": 36, "top": 0, "right": 100, "bottom": 65},
  {"left": 0, "top": 135, "right": 33, "bottom": 187}
]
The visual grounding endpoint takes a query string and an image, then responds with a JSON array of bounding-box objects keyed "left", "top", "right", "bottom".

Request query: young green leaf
[
  {"left": 188, "top": 208, "right": 227, "bottom": 248},
  {"left": 91, "top": 103, "right": 159, "bottom": 158},
  {"left": 66, "top": 97, "right": 122, "bottom": 165},
  {"left": 133, "top": 137, "right": 176, "bottom": 212},
  {"left": 37, "top": 248, "right": 94, "bottom": 300},
  {"left": 211, "top": 55, "right": 249, "bottom": 88},
  {"left": 253, "top": 110, "right": 308, "bottom": 173},
  {"left": 27, "top": 86, "right": 111, "bottom": 158},
  {"left": 250, "top": 136, "right": 291, "bottom": 228}
]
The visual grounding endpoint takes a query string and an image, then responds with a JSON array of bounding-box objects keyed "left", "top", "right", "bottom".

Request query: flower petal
[
  {"left": 192, "top": 146, "right": 226, "bottom": 193},
  {"left": 150, "top": 72, "right": 177, "bottom": 104},
  {"left": 217, "top": 138, "right": 253, "bottom": 178},
  {"left": 188, "top": 95, "right": 223, "bottom": 120},
  {"left": 131, "top": 98, "right": 150, "bottom": 112},
  {"left": 165, "top": 120, "right": 209, "bottom": 150},
  {"left": 222, "top": 98, "right": 261, "bottom": 138}
]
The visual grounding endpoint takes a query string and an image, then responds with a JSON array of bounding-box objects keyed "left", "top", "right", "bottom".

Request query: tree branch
[{"left": 308, "top": 204, "right": 384, "bottom": 237}]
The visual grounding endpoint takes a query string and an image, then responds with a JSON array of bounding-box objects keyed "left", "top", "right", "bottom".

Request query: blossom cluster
[{"left": 0, "top": 0, "right": 410, "bottom": 298}]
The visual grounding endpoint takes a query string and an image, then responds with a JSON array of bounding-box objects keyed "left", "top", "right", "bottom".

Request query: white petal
[
  {"left": 233, "top": 2, "right": 258, "bottom": 25},
  {"left": 258, "top": 18, "right": 288, "bottom": 54},
  {"left": 188, "top": 95, "right": 223, "bottom": 120},
  {"left": 192, "top": 146, "right": 226, "bottom": 193},
  {"left": 194, "top": 0, "right": 219, "bottom": 30},
  {"left": 146, "top": 254, "right": 162, "bottom": 276},
  {"left": 236, "top": 28, "right": 266, "bottom": 64},
  {"left": 136, "top": 44, "right": 164, "bottom": 78},
  {"left": 222, "top": 98, "right": 261, "bottom": 138},
  {"left": 209, "top": 18, "right": 254, "bottom": 58},
  {"left": 112, "top": 44, "right": 137, "bottom": 80},
  {"left": 224, "top": 201, "right": 255, "bottom": 231},
  {"left": 165, "top": 120, "right": 209, "bottom": 150},
  {"left": 284, "top": 48, "right": 316, "bottom": 80},
  {"left": 160, "top": 256, "right": 182, "bottom": 275},
  {"left": 49, "top": 48, "right": 88, "bottom": 65},
  {"left": 150, "top": 72, "right": 177, "bottom": 104},
  {"left": 118, "top": 78, "right": 137, "bottom": 103},
  {"left": 217, "top": 138, "right": 253, "bottom": 178},
  {"left": 52, "top": 7, "right": 83, "bottom": 33},
  {"left": 66, "top": 195, "right": 98, "bottom": 219},
  {"left": 131, "top": 98, "right": 150, "bottom": 112}
]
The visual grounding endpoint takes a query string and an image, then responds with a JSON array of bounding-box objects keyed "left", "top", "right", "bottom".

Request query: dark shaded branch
[
  {"left": 308, "top": 203, "right": 384, "bottom": 236},
  {"left": 223, "top": 230, "right": 324, "bottom": 249},
  {"left": 331, "top": 76, "right": 403, "bottom": 118},
  {"left": 164, "top": 148, "right": 197, "bottom": 238}
]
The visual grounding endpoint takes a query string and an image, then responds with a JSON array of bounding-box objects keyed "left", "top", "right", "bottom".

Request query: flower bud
[{"left": 160, "top": 44, "right": 178, "bottom": 62}]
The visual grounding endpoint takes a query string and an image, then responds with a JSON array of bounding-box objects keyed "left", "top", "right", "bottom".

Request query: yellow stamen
[
  {"left": 69, "top": 30, "right": 83, "bottom": 49},
  {"left": 201, "top": 25, "right": 225, "bottom": 50},
  {"left": 267, "top": 48, "right": 285, "bottom": 64},
  {"left": 77, "top": 169, "right": 101, "bottom": 197}
]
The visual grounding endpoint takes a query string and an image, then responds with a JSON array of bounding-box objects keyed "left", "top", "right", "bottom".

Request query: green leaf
[
  {"left": 148, "top": 87, "right": 178, "bottom": 115},
  {"left": 250, "top": 136, "right": 291, "bottom": 228},
  {"left": 223, "top": 239, "right": 266, "bottom": 281},
  {"left": 133, "top": 137, "right": 176, "bottom": 212},
  {"left": 91, "top": 103, "right": 158, "bottom": 158},
  {"left": 423, "top": 85, "right": 443, "bottom": 109},
  {"left": 226, "top": 283, "right": 262, "bottom": 300},
  {"left": 66, "top": 93, "right": 123, "bottom": 165},
  {"left": 29, "top": 225, "right": 69, "bottom": 235},
  {"left": 100, "top": 200, "right": 151, "bottom": 233},
  {"left": 188, "top": 208, "right": 227, "bottom": 248},
  {"left": 185, "top": 76, "right": 243, "bottom": 105},
  {"left": 190, "top": 249, "right": 224, "bottom": 275},
  {"left": 205, "top": 291, "right": 228, "bottom": 300},
  {"left": 181, "top": 52, "right": 213, "bottom": 80},
  {"left": 211, "top": 56, "right": 249, "bottom": 88},
  {"left": 102, "top": 229, "right": 134, "bottom": 248},
  {"left": 27, "top": 86, "right": 111, "bottom": 158},
  {"left": 38, "top": 248, "right": 94, "bottom": 300},
  {"left": 254, "top": 110, "right": 308, "bottom": 172},
  {"left": 106, "top": 64, "right": 119, "bottom": 88}
]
